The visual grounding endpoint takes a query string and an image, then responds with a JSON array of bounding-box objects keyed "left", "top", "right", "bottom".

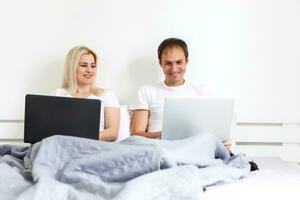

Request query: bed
[
  {"left": 205, "top": 157, "right": 300, "bottom": 200},
  {"left": 1, "top": 134, "right": 299, "bottom": 200},
  {"left": 1, "top": 106, "right": 300, "bottom": 199}
]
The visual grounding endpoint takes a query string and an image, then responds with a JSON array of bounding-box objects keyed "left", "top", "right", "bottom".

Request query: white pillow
[{"left": 116, "top": 105, "right": 131, "bottom": 142}]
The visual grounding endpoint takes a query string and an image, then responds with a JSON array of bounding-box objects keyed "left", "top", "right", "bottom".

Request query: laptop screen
[
  {"left": 24, "top": 94, "right": 101, "bottom": 143},
  {"left": 161, "top": 97, "right": 234, "bottom": 141}
]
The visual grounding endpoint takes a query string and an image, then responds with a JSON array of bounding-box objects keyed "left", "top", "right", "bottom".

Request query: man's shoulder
[
  {"left": 138, "top": 82, "right": 163, "bottom": 92},
  {"left": 188, "top": 83, "right": 205, "bottom": 89},
  {"left": 186, "top": 83, "right": 210, "bottom": 95}
]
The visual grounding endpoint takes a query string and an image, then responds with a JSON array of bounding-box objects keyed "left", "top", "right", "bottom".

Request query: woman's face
[{"left": 76, "top": 54, "right": 97, "bottom": 87}]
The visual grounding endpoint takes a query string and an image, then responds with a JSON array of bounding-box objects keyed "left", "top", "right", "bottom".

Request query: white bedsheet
[{"left": 204, "top": 157, "right": 300, "bottom": 200}]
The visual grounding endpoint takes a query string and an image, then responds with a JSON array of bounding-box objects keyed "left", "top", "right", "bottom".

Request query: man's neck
[{"left": 164, "top": 79, "right": 185, "bottom": 87}]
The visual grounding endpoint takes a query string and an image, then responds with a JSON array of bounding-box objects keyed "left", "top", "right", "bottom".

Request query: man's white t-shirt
[
  {"left": 52, "top": 88, "right": 120, "bottom": 132},
  {"left": 130, "top": 81, "right": 209, "bottom": 132}
]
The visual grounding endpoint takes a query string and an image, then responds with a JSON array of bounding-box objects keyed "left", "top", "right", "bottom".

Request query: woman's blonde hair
[{"left": 62, "top": 45, "right": 103, "bottom": 96}]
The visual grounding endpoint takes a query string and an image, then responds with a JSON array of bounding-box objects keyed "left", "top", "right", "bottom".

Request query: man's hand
[
  {"left": 153, "top": 131, "right": 161, "bottom": 139},
  {"left": 223, "top": 139, "right": 234, "bottom": 150}
]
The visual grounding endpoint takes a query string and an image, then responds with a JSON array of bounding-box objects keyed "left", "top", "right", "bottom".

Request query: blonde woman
[{"left": 52, "top": 46, "right": 120, "bottom": 141}]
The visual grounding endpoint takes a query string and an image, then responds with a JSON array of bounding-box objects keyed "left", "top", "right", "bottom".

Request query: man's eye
[{"left": 91, "top": 65, "right": 96, "bottom": 68}]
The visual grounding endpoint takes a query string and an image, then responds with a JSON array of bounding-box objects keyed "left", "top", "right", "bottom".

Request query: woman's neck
[{"left": 72, "top": 86, "right": 92, "bottom": 98}]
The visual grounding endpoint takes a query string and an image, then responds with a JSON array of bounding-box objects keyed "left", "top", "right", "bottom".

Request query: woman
[{"left": 52, "top": 46, "right": 120, "bottom": 141}]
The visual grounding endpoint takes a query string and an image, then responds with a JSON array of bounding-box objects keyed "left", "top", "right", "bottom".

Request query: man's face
[{"left": 160, "top": 47, "right": 188, "bottom": 86}]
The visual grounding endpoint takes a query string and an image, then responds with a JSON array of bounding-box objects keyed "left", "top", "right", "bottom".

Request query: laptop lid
[
  {"left": 161, "top": 97, "right": 234, "bottom": 141},
  {"left": 24, "top": 94, "right": 101, "bottom": 143}
]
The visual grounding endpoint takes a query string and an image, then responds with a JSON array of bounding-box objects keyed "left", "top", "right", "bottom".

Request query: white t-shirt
[
  {"left": 52, "top": 88, "right": 120, "bottom": 132},
  {"left": 130, "top": 81, "right": 209, "bottom": 132}
]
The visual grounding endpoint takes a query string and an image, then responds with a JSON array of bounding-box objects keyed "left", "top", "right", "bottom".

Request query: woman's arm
[
  {"left": 99, "top": 107, "right": 120, "bottom": 142},
  {"left": 131, "top": 109, "right": 161, "bottom": 139}
]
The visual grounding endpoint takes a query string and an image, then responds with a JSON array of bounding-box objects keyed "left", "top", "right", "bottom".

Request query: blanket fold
[{"left": 0, "top": 133, "right": 250, "bottom": 200}]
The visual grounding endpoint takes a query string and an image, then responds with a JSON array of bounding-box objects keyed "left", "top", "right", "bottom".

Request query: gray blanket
[{"left": 0, "top": 133, "right": 250, "bottom": 200}]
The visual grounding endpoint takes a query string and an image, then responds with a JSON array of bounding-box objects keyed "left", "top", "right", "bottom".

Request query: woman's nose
[{"left": 86, "top": 66, "right": 92, "bottom": 72}]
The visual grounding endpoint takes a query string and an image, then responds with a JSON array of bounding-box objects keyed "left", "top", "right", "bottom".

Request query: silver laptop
[{"left": 161, "top": 97, "right": 234, "bottom": 141}]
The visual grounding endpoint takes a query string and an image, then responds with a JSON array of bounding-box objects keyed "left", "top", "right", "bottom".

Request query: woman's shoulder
[
  {"left": 93, "top": 89, "right": 120, "bottom": 107},
  {"left": 99, "top": 89, "right": 118, "bottom": 99},
  {"left": 51, "top": 88, "right": 69, "bottom": 96}
]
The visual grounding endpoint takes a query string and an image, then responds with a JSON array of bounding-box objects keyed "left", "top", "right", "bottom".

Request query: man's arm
[
  {"left": 223, "top": 139, "right": 234, "bottom": 150},
  {"left": 131, "top": 109, "right": 161, "bottom": 139}
]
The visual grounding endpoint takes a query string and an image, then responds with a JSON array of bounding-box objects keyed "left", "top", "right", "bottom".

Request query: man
[{"left": 130, "top": 38, "right": 232, "bottom": 149}]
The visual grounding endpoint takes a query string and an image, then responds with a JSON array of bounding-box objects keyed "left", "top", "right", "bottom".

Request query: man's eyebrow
[{"left": 164, "top": 59, "right": 183, "bottom": 63}]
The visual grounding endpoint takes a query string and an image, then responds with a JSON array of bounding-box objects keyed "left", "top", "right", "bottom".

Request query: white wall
[
  {"left": 1, "top": 0, "right": 300, "bottom": 158},
  {"left": 1, "top": 0, "right": 300, "bottom": 122}
]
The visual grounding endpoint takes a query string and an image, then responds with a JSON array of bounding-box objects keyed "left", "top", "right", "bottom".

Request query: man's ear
[{"left": 186, "top": 58, "right": 189, "bottom": 64}]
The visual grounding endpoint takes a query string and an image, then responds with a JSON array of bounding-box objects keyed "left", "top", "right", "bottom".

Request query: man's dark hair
[{"left": 157, "top": 38, "right": 189, "bottom": 64}]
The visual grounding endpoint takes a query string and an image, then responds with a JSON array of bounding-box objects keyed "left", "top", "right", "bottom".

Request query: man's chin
[{"left": 166, "top": 79, "right": 184, "bottom": 86}]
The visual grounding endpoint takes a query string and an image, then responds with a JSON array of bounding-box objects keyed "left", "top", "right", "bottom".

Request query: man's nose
[{"left": 170, "top": 64, "right": 179, "bottom": 72}]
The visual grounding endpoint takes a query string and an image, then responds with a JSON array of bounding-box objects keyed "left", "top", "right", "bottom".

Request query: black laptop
[{"left": 24, "top": 94, "right": 101, "bottom": 143}]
